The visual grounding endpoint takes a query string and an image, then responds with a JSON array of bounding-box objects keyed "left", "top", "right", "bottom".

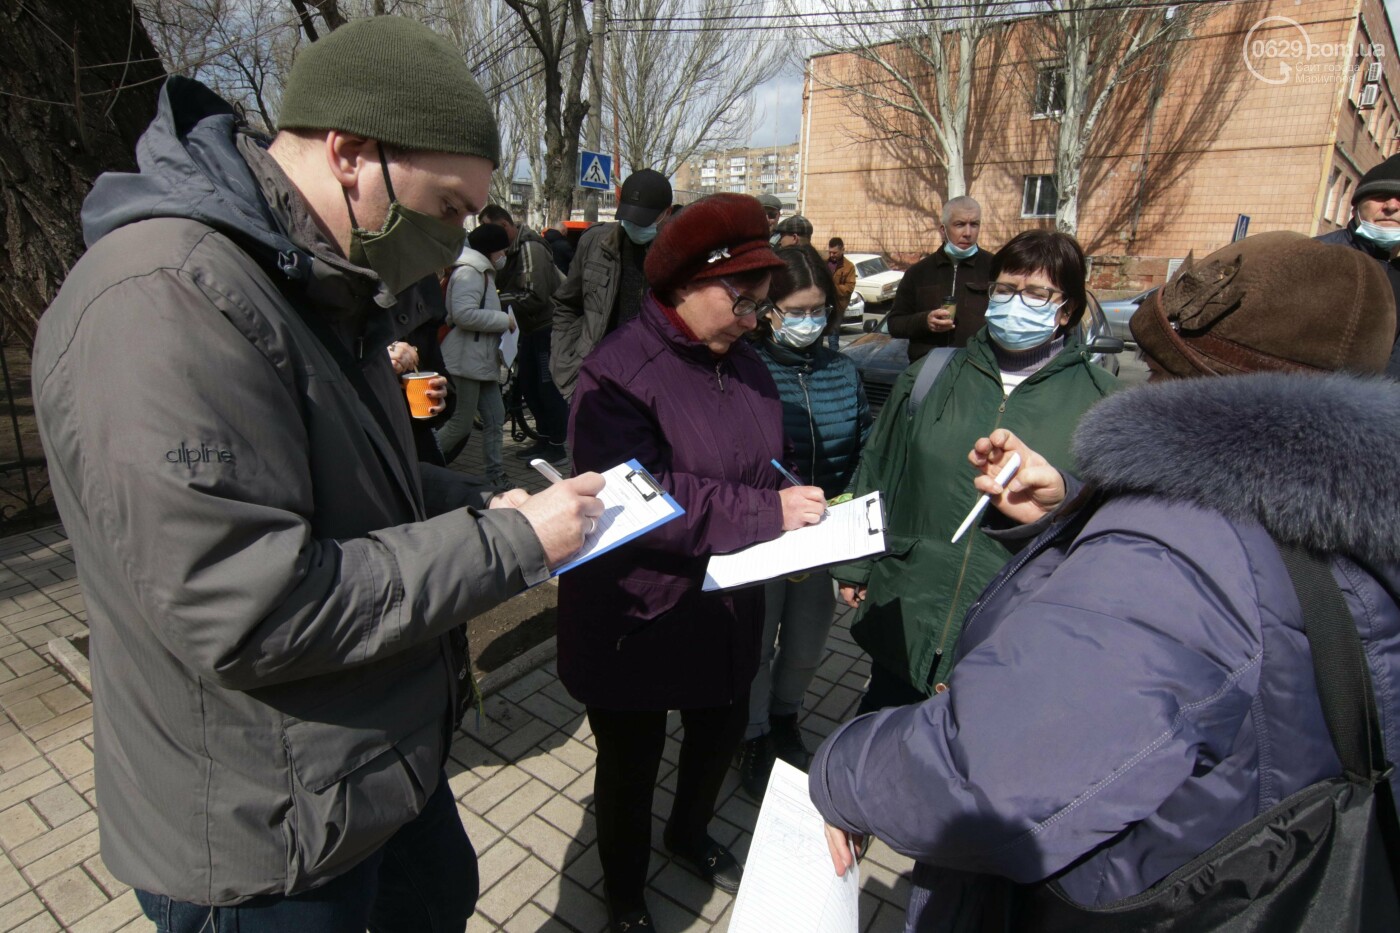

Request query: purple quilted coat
[{"left": 558, "top": 294, "right": 787, "bottom": 710}]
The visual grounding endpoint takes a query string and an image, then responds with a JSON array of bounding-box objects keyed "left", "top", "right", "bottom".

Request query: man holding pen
[
  {"left": 32, "top": 19, "right": 604, "bottom": 930},
  {"left": 553, "top": 194, "right": 826, "bottom": 931}
]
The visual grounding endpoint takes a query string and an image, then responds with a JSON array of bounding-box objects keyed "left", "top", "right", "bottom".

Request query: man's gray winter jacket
[
  {"left": 31, "top": 78, "right": 549, "bottom": 905},
  {"left": 550, "top": 222, "right": 624, "bottom": 399}
]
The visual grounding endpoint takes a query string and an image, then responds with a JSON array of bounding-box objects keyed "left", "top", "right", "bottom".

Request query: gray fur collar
[{"left": 1072, "top": 372, "right": 1400, "bottom": 565}]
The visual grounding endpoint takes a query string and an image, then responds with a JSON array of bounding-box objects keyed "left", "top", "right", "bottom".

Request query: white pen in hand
[
  {"left": 531, "top": 458, "right": 566, "bottom": 485},
  {"left": 950, "top": 452, "right": 1021, "bottom": 544}
]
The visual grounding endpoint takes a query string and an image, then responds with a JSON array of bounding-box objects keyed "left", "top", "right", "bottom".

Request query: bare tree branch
[
  {"left": 1028, "top": 0, "right": 1201, "bottom": 233},
  {"left": 606, "top": 0, "right": 785, "bottom": 177},
  {"left": 793, "top": 0, "right": 1003, "bottom": 200}
]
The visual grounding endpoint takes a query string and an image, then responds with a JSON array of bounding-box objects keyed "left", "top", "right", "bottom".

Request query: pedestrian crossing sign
[{"left": 578, "top": 151, "right": 612, "bottom": 191}]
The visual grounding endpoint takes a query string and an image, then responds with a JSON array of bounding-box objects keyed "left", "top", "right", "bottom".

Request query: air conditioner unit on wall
[
  {"left": 1367, "top": 61, "right": 1383, "bottom": 84},
  {"left": 1360, "top": 83, "right": 1380, "bottom": 109}
]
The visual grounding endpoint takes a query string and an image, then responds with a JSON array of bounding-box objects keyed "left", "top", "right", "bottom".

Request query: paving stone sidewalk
[{"left": 0, "top": 426, "right": 913, "bottom": 932}]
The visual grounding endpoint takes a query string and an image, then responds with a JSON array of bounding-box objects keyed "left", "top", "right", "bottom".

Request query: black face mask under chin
[{"left": 343, "top": 142, "right": 466, "bottom": 294}]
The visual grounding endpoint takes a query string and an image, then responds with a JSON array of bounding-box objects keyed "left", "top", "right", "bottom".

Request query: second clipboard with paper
[{"left": 700, "top": 492, "right": 887, "bottom": 591}]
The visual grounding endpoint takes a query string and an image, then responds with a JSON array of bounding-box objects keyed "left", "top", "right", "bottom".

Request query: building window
[
  {"left": 1033, "top": 65, "right": 1065, "bottom": 117},
  {"left": 1022, "top": 175, "right": 1057, "bottom": 217},
  {"left": 1336, "top": 178, "right": 1353, "bottom": 223},
  {"left": 1324, "top": 167, "right": 1342, "bottom": 222}
]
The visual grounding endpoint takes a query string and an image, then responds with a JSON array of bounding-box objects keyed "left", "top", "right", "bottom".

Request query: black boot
[
  {"left": 769, "top": 713, "right": 811, "bottom": 771},
  {"left": 663, "top": 832, "right": 744, "bottom": 894},
  {"left": 609, "top": 906, "right": 653, "bottom": 932},
  {"left": 737, "top": 734, "right": 775, "bottom": 801}
]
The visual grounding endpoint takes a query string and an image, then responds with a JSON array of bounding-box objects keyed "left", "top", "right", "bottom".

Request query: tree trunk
[{"left": 0, "top": 0, "right": 165, "bottom": 352}]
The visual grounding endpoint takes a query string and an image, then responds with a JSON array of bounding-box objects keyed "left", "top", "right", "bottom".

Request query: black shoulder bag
[{"left": 990, "top": 543, "right": 1400, "bottom": 932}]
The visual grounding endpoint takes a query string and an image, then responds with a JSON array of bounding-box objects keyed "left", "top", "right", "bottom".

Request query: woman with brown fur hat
[{"left": 812, "top": 231, "right": 1400, "bottom": 931}]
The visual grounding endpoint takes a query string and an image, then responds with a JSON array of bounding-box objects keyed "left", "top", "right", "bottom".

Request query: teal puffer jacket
[{"left": 755, "top": 339, "right": 872, "bottom": 499}]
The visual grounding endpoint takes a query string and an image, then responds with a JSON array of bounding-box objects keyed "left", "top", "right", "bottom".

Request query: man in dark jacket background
[
  {"left": 550, "top": 169, "right": 672, "bottom": 400},
  {"left": 479, "top": 204, "right": 570, "bottom": 463},
  {"left": 886, "top": 195, "right": 994, "bottom": 361},
  {"left": 32, "top": 17, "right": 602, "bottom": 931},
  {"left": 543, "top": 227, "right": 574, "bottom": 274},
  {"left": 1315, "top": 152, "right": 1400, "bottom": 376}
]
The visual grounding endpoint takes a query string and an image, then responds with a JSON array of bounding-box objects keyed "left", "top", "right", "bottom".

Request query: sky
[{"left": 749, "top": 62, "right": 807, "bottom": 148}]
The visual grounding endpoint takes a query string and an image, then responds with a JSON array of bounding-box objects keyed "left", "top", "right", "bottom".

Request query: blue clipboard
[{"left": 550, "top": 459, "right": 685, "bottom": 576}]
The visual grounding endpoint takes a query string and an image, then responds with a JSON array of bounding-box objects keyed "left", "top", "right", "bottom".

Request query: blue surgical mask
[
  {"left": 986, "top": 295, "right": 1062, "bottom": 351},
  {"left": 1356, "top": 219, "right": 1400, "bottom": 249},
  {"left": 944, "top": 241, "right": 979, "bottom": 260},
  {"left": 620, "top": 219, "right": 658, "bottom": 245},
  {"left": 774, "top": 315, "right": 827, "bottom": 349}
]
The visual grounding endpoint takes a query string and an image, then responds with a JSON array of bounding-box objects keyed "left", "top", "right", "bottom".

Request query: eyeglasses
[
  {"left": 989, "top": 282, "right": 1064, "bottom": 308},
  {"left": 776, "top": 304, "right": 831, "bottom": 319},
  {"left": 720, "top": 279, "right": 777, "bottom": 318}
]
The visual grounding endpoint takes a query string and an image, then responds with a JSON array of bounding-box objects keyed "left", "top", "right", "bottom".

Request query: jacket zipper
[
  {"left": 798, "top": 369, "right": 817, "bottom": 485},
  {"left": 715, "top": 361, "right": 725, "bottom": 392},
  {"left": 924, "top": 353, "right": 1081, "bottom": 681},
  {"left": 930, "top": 378, "right": 1010, "bottom": 683}
]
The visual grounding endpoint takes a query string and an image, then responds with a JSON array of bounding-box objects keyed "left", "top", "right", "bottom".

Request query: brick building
[
  {"left": 798, "top": 0, "right": 1400, "bottom": 292},
  {"left": 674, "top": 143, "right": 802, "bottom": 205}
]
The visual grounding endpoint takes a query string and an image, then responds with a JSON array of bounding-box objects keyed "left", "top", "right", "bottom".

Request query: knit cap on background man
[{"left": 278, "top": 16, "right": 500, "bottom": 166}]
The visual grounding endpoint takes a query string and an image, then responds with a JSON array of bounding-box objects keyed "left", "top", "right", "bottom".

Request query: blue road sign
[
  {"left": 578, "top": 151, "right": 612, "bottom": 191},
  {"left": 1232, "top": 214, "right": 1250, "bottom": 242}
]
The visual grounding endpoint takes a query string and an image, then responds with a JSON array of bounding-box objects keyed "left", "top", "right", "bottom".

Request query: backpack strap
[
  {"left": 908, "top": 346, "right": 956, "bottom": 418},
  {"left": 1277, "top": 543, "right": 1400, "bottom": 890}
]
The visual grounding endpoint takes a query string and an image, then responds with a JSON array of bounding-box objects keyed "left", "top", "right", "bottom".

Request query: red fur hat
[{"left": 644, "top": 193, "right": 784, "bottom": 297}]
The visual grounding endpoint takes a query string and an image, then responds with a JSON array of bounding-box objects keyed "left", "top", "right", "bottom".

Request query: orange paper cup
[{"left": 401, "top": 372, "right": 439, "bottom": 419}]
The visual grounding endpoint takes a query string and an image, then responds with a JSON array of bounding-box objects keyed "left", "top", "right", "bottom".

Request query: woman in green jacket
[{"left": 835, "top": 230, "right": 1118, "bottom": 713}]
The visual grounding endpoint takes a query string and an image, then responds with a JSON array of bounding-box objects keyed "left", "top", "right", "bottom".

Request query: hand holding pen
[{"left": 771, "top": 459, "right": 827, "bottom": 531}]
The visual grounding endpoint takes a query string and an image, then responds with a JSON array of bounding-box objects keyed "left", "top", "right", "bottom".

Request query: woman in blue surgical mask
[
  {"left": 737, "top": 245, "right": 872, "bottom": 800},
  {"left": 829, "top": 229, "right": 1120, "bottom": 717}
]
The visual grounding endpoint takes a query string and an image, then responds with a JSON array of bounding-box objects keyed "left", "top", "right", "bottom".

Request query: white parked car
[
  {"left": 846, "top": 253, "right": 905, "bottom": 307},
  {"left": 839, "top": 291, "right": 866, "bottom": 331}
]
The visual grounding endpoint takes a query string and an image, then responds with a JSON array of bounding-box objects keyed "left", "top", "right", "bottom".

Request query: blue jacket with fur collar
[{"left": 811, "top": 372, "right": 1400, "bottom": 929}]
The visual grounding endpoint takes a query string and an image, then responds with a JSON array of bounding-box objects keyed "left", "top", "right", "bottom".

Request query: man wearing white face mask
[
  {"left": 1316, "top": 154, "right": 1400, "bottom": 377},
  {"left": 888, "top": 195, "right": 995, "bottom": 361},
  {"left": 550, "top": 169, "right": 673, "bottom": 399}
]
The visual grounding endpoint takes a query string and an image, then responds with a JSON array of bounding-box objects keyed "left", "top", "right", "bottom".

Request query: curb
[
  {"left": 476, "top": 635, "right": 557, "bottom": 698},
  {"left": 48, "top": 634, "right": 91, "bottom": 695}
]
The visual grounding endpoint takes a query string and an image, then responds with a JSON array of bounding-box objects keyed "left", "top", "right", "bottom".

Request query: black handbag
[{"left": 983, "top": 543, "right": 1400, "bottom": 932}]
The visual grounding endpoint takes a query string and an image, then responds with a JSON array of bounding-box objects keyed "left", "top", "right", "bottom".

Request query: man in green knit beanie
[{"left": 33, "top": 14, "right": 606, "bottom": 933}]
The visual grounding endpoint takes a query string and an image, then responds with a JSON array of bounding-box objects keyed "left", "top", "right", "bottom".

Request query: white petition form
[
  {"left": 498, "top": 307, "right": 520, "bottom": 370},
  {"left": 702, "top": 491, "right": 885, "bottom": 591},
  {"left": 729, "top": 759, "right": 860, "bottom": 933},
  {"left": 548, "top": 459, "right": 684, "bottom": 576}
]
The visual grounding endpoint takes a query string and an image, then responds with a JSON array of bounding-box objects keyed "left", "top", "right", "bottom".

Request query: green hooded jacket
[{"left": 833, "top": 329, "right": 1119, "bottom": 694}]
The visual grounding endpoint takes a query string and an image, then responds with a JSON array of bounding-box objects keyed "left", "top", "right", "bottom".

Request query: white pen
[
  {"left": 950, "top": 452, "right": 1021, "bottom": 544},
  {"left": 530, "top": 458, "right": 566, "bottom": 484}
]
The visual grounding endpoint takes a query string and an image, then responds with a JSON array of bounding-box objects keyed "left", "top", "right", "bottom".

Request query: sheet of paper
[
  {"left": 498, "top": 307, "right": 519, "bottom": 370},
  {"left": 702, "top": 492, "right": 885, "bottom": 591},
  {"left": 729, "top": 760, "right": 860, "bottom": 933},
  {"left": 549, "top": 459, "right": 684, "bottom": 576}
]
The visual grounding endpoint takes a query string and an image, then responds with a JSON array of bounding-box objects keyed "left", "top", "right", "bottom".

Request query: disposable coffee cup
[{"left": 401, "top": 372, "right": 439, "bottom": 419}]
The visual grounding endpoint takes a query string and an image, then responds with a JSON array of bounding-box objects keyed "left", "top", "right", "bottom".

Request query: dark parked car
[{"left": 844, "top": 298, "right": 1124, "bottom": 414}]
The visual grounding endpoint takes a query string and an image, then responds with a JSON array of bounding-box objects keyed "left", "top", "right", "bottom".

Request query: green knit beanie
[{"left": 278, "top": 16, "right": 500, "bottom": 167}]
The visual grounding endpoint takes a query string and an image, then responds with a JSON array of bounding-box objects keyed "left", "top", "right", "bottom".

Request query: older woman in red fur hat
[{"left": 558, "top": 194, "right": 828, "bottom": 930}]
